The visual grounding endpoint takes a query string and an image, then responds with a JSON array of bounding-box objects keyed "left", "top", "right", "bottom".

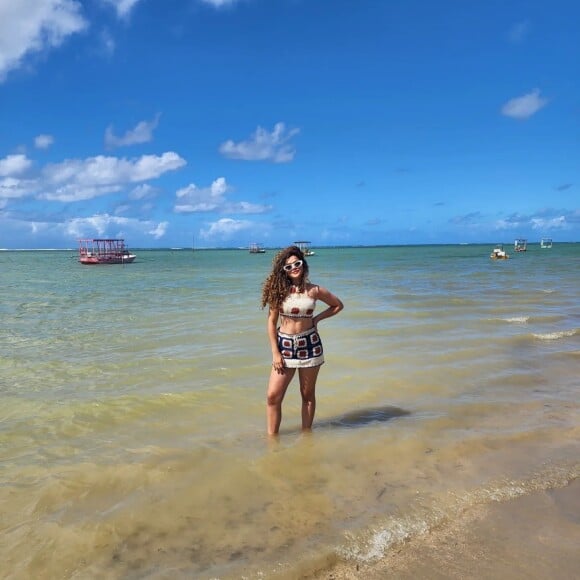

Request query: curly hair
[{"left": 261, "top": 245, "right": 310, "bottom": 310}]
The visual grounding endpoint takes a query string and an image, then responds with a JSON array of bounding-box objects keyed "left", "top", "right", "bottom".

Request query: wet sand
[{"left": 309, "top": 478, "right": 580, "bottom": 580}]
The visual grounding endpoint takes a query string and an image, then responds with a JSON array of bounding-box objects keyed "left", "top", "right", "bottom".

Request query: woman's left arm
[{"left": 313, "top": 285, "right": 344, "bottom": 326}]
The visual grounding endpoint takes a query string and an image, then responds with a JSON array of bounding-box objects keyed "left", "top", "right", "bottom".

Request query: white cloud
[
  {"left": 41, "top": 183, "right": 125, "bottom": 202},
  {"left": 494, "top": 210, "right": 575, "bottom": 232},
  {"left": 149, "top": 221, "right": 168, "bottom": 239},
  {"left": 65, "top": 214, "right": 125, "bottom": 237},
  {"left": 230, "top": 201, "right": 271, "bottom": 213},
  {"left": 501, "top": 88, "right": 548, "bottom": 120},
  {"left": 199, "top": 217, "right": 255, "bottom": 240},
  {"left": 0, "top": 0, "right": 87, "bottom": 82},
  {"left": 0, "top": 154, "right": 32, "bottom": 176},
  {"left": 0, "top": 151, "right": 185, "bottom": 208},
  {"left": 175, "top": 177, "right": 230, "bottom": 212},
  {"left": 34, "top": 134, "right": 54, "bottom": 149},
  {"left": 508, "top": 20, "right": 531, "bottom": 44},
  {"left": 40, "top": 152, "right": 186, "bottom": 201},
  {"left": 219, "top": 122, "right": 300, "bottom": 163},
  {"left": 0, "top": 212, "right": 168, "bottom": 246},
  {"left": 531, "top": 216, "right": 567, "bottom": 230},
  {"left": 0, "top": 177, "right": 36, "bottom": 199},
  {"left": 174, "top": 176, "right": 271, "bottom": 214},
  {"left": 105, "top": 115, "right": 161, "bottom": 148},
  {"left": 200, "top": 0, "right": 241, "bottom": 7},
  {"left": 102, "top": 0, "right": 143, "bottom": 19},
  {"left": 114, "top": 203, "right": 131, "bottom": 215},
  {"left": 129, "top": 183, "right": 157, "bottom": 200},
  {"left": 100, "top": 28, "right": 116, "bottom": 56},
  {"left": 494, "top": 218, "right": 520, "bottom": 230},
  {"left": 64, "top": 212, "right": 167, "bottom": 239}
]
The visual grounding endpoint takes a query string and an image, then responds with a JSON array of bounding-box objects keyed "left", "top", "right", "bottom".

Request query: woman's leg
[
  {"left": 266, "top": 367, "right": 296, "bottom": 435},
  {"left": 298, "top": 365, "right": 321, "bottom": 431}
]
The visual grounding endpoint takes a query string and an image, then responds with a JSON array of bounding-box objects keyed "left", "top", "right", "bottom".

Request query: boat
[
  {"left": 249, "top": 242, "right": 266, "bottom": 254},
  {"left": 78, "top": 239, "right": 136, "bottom": 265},
  {"left": 490, "top": 245, "right": 509, "bottom": 260},
  {"left": 293, "top": 240, "right": 315, "bottom": 256},
  {"left": 540, "top": 238, "right": 553, "bottom": 249},
  {"left": 514, "top": 238, "right": 527, "bottom": 252}
]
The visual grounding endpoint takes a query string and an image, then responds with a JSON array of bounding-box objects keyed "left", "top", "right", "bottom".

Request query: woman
[{"left": 261, "top": 246, "right": 344, "bottom": 435}]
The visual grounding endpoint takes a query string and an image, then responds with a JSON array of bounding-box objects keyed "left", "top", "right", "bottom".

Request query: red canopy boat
[{"left": 78, "top": 239, "right": 136, "bottom": 265}]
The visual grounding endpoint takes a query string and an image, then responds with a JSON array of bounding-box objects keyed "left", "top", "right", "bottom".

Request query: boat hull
[{"left": 79, "top": 254, "right": 136, "bottom": 265}]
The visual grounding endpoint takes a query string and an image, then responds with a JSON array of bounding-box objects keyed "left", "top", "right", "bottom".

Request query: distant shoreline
[{"left": 1, "top": 241, "right": 577, "bottom": 252}]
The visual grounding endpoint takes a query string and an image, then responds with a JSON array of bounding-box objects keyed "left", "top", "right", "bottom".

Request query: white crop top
[{"left": 280, "top": 286, "right": 317, "bottom": 318}]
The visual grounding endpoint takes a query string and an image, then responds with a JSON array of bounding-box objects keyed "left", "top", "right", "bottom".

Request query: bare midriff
[{"left": 278, "top": 315, "right": 314, "bottom": 335}]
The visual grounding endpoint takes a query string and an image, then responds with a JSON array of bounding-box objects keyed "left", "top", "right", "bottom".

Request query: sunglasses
[{"left": 282, "top": 259, "right": 303, "bottom": 272}]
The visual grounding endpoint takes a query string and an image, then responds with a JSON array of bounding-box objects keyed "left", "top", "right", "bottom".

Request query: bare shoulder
[
  {"left": 307, "top": 282, "right": 326, "bottom": 296},
  {"left": 313, "top": 284, "right": 341, "bottom": 304}
]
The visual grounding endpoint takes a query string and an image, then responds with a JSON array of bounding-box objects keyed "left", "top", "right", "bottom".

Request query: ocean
[{"left": 1, "top": 244, "right": 578, "bottom": 579}]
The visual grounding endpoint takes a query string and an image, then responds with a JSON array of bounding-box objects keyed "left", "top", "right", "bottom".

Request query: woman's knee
[
  {"left": 267, "top": 390, "right": 283, "bottom": 406},
  {"left": 300, "top": 386, "right": 316, "bottom": 403},
  {"left": 267, "top": 382, "right": 288, "bottom": 406}
]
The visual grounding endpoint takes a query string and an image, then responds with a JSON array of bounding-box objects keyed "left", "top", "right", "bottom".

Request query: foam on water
[
  {"left": 533, "top": 329, "right": 578, "bottom": 340},
  {"left": 501, "top": 316, "right": 529, "bottom": 323},
  {"left": 338, "top": 463, "right": 580, "bottom": 565}
]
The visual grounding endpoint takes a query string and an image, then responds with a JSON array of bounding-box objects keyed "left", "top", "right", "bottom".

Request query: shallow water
[{"left": 0, "top": 244, "right": 578, "bottom": 579}]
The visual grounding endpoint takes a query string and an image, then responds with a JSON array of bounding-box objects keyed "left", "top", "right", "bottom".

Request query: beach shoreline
[{"left": 308, "top": 478, "right": 580, "bottom": 580}]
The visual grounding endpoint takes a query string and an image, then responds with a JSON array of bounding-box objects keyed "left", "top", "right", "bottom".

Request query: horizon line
[{"left": 1, "top": 240, "right": 575, "bottom": 252}]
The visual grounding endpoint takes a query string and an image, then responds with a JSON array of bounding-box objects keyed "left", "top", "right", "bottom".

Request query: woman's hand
[{"left": 272, "top": 352, "right": 286, "bottom": 374}]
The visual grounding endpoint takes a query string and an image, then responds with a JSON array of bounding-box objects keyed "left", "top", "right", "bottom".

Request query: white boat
[
  {"left": 540, "top": 238, "right": 553, "bottom": 249},
  {"left": 514, "top": 239, "right": 527, "bottom": 252},
  {"left": 249, "top": 242, "right": 266, "bottom": 254},
  {"left": 490, "top": 245, "right": 509, "bottom": 260},
  {"left": 294, "top": 240, "right": 315, "bottom": 256}
]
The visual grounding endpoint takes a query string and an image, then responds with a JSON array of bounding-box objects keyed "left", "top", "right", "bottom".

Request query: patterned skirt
[{"left": 277, "top": 326, "right": 325, "bottom": 368}]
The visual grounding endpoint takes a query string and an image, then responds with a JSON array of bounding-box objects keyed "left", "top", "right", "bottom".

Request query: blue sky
[{"left": 0, "top": 0, "right": 578, "bottom": 249}]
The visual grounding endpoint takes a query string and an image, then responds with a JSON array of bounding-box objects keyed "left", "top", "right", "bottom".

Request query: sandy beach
[{"left": 309, "top": 478, "right": 580, "bottom": 580}]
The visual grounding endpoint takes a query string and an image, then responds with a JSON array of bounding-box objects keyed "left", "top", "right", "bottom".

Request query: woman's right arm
[{"left": 267, "top": 307, "right": 285, "bottom": 371}]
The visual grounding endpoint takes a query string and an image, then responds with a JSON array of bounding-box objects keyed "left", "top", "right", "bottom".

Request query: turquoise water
[{"left": 1, "top": 245, "right": 578, "bottom": 579}]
